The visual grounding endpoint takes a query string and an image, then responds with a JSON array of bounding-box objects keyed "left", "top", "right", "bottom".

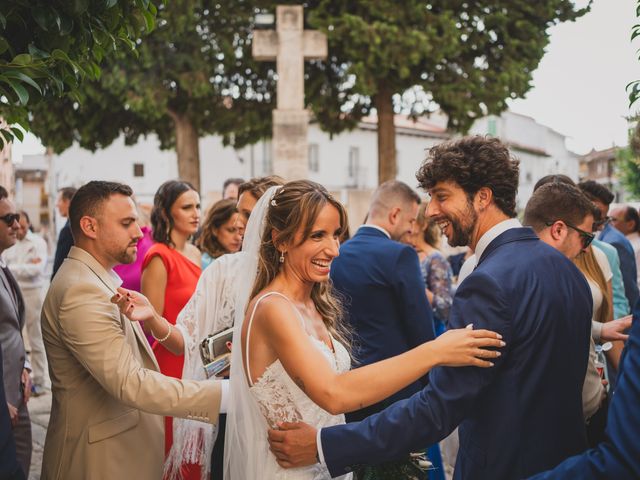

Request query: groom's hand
[{"left": 268, "top": 421, "right": 318, "bottom": 468}]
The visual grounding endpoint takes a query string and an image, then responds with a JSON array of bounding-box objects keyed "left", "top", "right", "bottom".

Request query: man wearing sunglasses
[
  {"left": 524, "top": 182, "right": 614, "bottom": 443},
  {"left": 579, "top": 181, "right": 639, "bottom": 310},
  {"left": 0, "top": 186, "right": 31, "bottom": 478}
]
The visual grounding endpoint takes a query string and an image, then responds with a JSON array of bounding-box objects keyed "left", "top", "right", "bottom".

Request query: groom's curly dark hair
[{"left": 417, "top": 136, "right": 520, "bottom": 218}]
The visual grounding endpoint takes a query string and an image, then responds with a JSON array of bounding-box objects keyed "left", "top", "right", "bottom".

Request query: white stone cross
[{"left": 252, "top": 5, "right": 327, "bottom": 179}]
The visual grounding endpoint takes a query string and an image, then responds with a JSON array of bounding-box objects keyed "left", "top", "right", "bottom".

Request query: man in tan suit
[{"left": 41, "top": 181, "right": 222, "bottom": 480}]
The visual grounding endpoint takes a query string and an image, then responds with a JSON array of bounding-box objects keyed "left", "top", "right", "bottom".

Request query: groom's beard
[{"left": 446, "top": 201, "right": 478, "bottom": 247}]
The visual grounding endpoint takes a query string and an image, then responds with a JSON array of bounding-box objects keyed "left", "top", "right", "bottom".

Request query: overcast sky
[
  {"left": 509, "top": 0, "right": 640, "bottom": 154},
  {"left": 12, "top": 0, "right": 640, "bottom": 162}
]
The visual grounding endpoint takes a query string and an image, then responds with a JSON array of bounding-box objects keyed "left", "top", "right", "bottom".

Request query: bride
[{"left": 224, "top": 180, "right": 504, "bottom": 479}]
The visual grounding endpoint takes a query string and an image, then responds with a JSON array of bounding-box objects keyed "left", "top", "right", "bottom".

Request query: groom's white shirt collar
[
  {"left": 360, "top": 224, "right": 391, "bottom": 239},
  {"left": 456, "top": 217, "right": 522, "bottom": 285}
]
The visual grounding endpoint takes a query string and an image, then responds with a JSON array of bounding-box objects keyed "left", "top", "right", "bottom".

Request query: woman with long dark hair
[{"left": 142, "top": 179, "right": 202, "bottom": 479}]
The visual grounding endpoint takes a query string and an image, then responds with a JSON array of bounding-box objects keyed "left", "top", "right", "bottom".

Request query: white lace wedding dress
[{"left": 245, "top": 292, "right": 353, "bottom": 480}]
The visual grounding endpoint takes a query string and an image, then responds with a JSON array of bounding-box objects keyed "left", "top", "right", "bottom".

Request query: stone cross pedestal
[{"left": 253, "top": 5, "right": 327, "bottom": 180}]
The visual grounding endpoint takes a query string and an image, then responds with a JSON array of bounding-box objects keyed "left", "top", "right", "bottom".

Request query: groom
[{"left": 268, "top": 136, "right": 593, "bottom": 479}]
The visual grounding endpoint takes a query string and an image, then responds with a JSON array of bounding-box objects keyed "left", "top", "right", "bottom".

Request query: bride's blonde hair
[{"left": 250, "top": 180, "right": 350, "bottom": 345}]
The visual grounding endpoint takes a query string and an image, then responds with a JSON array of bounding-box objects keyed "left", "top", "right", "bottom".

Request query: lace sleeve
[
  {"left": 426, "top": 252, "right": 454, "bottom": 322},
  {"left": 175, "top": 256, "right": 238, "bottom": 373}
]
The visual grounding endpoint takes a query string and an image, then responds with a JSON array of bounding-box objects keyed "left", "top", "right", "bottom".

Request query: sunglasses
[
  {"left": 593, "top": 216, "right": 611, "bottom": 230},
  {"left": 0, "top": 213, "right": 20, "bottom": 226},
  {"left": 545, "top": 220, "right": 595, "bottom": 249}
]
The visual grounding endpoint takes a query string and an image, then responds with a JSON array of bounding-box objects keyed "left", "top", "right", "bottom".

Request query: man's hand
[
  {"left": 601, "top": 315, "right": 632, "bottom": 342},
  {"left": 21, "top": 369, "right": 31, "bottom": 404},
  {"left": 268, "top": 421, "right": 319, "bottom": 468},
  {"left": 111, "top": 287, "right": 156, "bottom": 323},
  {"left": 6, "top": 402, "right": 18, "bottom": 427}
]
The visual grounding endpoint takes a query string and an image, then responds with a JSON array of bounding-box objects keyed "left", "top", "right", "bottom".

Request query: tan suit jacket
[{"left": 41, "top": 247, "right": 220, "bottom": 480}]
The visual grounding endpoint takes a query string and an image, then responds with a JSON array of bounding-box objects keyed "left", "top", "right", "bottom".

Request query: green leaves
[
  {"left": 0, "top": 0, "right": 162, "bottom": 149},
  {"left": 627, "top": 80, "right": 640, "bottom": 109},
  {"left": 630, "top": 2, "right": 640, "bottom": 108}
]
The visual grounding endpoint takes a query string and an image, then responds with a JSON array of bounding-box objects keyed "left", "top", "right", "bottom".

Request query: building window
[
  {"left": 347, "top": 147, "right": 360, "bottom": 187},
  {"left": 262, "top": 141, "right": 273, "bottom": 174},
  {"left": 487, "top": 117, "right": 497, "bottom": 136},
  {"left": 133, "top": 163, "right": 144, "bottom": 177},
  {"left": 308, "top": 144, "right": 319, "bottom": 172},
  {"left": 348, "top": 147, "right": 360, "bottom": 178}
]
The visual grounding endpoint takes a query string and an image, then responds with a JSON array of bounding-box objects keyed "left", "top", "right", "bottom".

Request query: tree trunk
[
  {"left": 169, "top": 110, "right": 201, "bottom": 191},
  {"left": 374, "top": 84, "right": 397, "bottom": 185}
]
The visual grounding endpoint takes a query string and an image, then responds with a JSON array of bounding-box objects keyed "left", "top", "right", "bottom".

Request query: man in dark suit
[
  {"left": 330, "top": 180, "right": 435, "bottom": 422},
  {"left": 0, "top": 343, "right": 24, "bottom": 480},
  {"left": 0, "top": 186, "right": 31, "bottom": 477},
  {"left": 51, "top": 186, "right": 76, "bottom": 279},
  {"left": 268, "top": 137, "right": 592, "bottom": 480},
  {"left": 529, "top": 299, "right": 640, "bottom": 479},
  {"left": 579, "top": 181, "right": 639, "bottom": 308}
]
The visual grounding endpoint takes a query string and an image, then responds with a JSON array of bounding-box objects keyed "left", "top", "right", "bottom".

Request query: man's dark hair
[
  {"left": 417, "top": 136, "right": 520, "bottom": 217},
  {"left": 0, "top": 185, "right": 7, "bottom": 200},
  {"left": 150, "top": 180, "right": 197, "bottom": 246},
  {"left": 577, "top": 180, "right": 615, "bottom": 206},
  {"left": 523, "top": 182, "right": 596, "bottom": 233},
  {"left": 69, "top": 181, "right": 133, "bottom": 239},
  {"left": 624, "top": 206, "right": 640, "bottom": 233},
  {"left": 238, "top": 175, "right": 285, "bottom": 200},
  {"left": 533, "top": 174, "right": 575, "bottom": 191},
  {"left": 223, "top": 177, "right": 244, "bottom": 191},
  {"left": 58, "top": 186, "right": 78, "bottom": 202}
]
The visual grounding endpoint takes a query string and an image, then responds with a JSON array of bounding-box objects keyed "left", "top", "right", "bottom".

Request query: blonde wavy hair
[
  {"left": 573, "top": 246, "right": 611, "bottom": 325},
  {"left": 250, "top": 180, "right": 350, "bottom": 345}
]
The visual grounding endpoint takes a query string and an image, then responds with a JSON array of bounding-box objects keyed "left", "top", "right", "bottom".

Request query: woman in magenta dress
[{"left": 142, "top": 180, "right": 202, "bottom": 479}]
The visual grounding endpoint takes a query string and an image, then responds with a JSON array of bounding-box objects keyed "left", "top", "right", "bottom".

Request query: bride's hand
[
  {"left": 110, "top": 287, "right": 156, "bottom": 323},
  {"left": 430, "top": 327, "right": 505, "bottom": 368}
]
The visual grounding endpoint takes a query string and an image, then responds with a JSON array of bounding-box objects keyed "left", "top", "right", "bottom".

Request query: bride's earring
[{"left": 279, "top": 251, "right": 285, "bottom": 263}]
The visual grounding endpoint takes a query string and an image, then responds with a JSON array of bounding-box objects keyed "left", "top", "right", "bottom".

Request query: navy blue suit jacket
[
  {"left": 600, "top": 224, "right": 639, "bottom": 308},
  {"left": 51, "top": 220, "right": 73, "bottom": 280},
  {"left": 322, "top": 228, "right": 592, "bottom": 479},
  {"left": 529, "top": 299, "right": 640, "bottom": 480},
  {"left": 330, "top": 226, "right": 435, "bottom": 412}
]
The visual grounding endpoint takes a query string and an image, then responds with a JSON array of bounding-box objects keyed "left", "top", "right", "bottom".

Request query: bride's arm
[{"left": 252, "top": 297, "right": 504, "bottom": 415}]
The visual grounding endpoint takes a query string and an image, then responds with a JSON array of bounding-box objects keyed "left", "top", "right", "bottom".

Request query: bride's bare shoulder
[{"left": 245, "top": 291, "right": 299, "bottom": 331}]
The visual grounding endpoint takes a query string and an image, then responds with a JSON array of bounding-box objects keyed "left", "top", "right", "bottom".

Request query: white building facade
[{"left": 45, "top": 110, "right": 579, "bottom": 215}]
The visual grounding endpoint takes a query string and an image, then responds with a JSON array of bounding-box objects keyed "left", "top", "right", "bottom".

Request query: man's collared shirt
[{"left": 458, "top": 218, "right": 522, "bottom": 284}]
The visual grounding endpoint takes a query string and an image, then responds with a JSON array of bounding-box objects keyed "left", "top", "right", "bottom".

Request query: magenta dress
[
  {"left": 114, "top": 226, "right": 155, "bottom": 344},
  {"left": 114, "top": 226, "right": 154, "bottom": 292}
]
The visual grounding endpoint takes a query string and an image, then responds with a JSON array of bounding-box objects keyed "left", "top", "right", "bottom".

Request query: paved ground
[{"left": 27, "top": 391, "right": 51, "bottom": 480}]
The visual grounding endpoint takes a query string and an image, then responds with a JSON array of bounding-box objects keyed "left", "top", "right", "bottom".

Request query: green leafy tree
[
  {"left": 0, "top": 0, "right": 160, "bottom": 147},
  {"left": 30, "top": 0, "right": 274, "bottom": 190},
  {"left": 301, "top": 0, "right": 591, "bottom": 183},
  {"left": 618, "top": 121, "right": 640, "bottom": 200}
]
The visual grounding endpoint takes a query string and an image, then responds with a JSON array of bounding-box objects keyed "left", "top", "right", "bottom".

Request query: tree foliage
[
  {"left": 26, "top": 1, "right": 592, "bottom": 187},
  {"left": 626, "top": 0, "right": 640, "bottom": 107},
  {"left": 619, "top": 120, "right": 640, "bottom": 200},
  {"left": 0, "top": 0, "right": 160, "bottom": 147},
  {"left": 29, "top": 0, "right": 275, "bottom": 189},
  {"left": 299, "top": 0, "right": 591, "bottom": 183}
]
